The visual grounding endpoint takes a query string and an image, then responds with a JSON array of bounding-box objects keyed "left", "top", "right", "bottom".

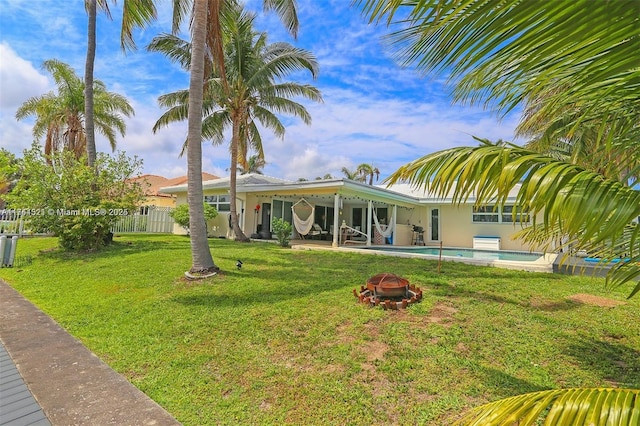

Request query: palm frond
[
  {"left": 262, "top": 0, "right": 299, "bottom": 38},
  {"left": 358, "top": 0, "right": 640, "bottom": 143},
  {"left": 455, "top": 388, "right": 640, "bottom": 426},
  {"left": 147, "top": 33, "right": 193, "bottom": 70},
  {"left": 386, "top": 139, "right": 640, "bottom": 294},
  {"left": 119, "top": 0, "right": 157, "bottom": 51}
]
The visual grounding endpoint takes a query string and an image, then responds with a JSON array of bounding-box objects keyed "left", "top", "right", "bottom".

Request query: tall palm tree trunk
[
  {"left": 186, "top": 0, "right": 218, "bottom": 274},
  {"left": 230, "top": 110, "right": 250, "bottom": 241},
  {"left": 85, "top": 0, "right": 97, "bottom": 167}
]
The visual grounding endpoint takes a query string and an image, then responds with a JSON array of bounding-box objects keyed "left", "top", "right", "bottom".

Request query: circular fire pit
[{"left": 354, "top": 273, "right": 422, "bottom": 310}]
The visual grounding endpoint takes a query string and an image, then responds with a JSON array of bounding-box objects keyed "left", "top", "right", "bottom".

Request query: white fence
[
  {"left": 0, "top": 209, "right": 28, "bottom": 235},
  {"left": 0, "top": 206, "right": 175, "bottom": 235},
  {"left": 111, "top": 206, "right": 175, "bottom": 233}
]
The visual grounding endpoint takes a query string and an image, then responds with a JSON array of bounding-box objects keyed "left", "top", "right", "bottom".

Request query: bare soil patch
[{"left": 567, "top": 293, "right": 626, "bottom": 308}]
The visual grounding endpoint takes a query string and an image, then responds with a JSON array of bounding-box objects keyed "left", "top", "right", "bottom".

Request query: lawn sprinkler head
[{"left": 236, "top": 260, "right": 243, "bottom": 270}]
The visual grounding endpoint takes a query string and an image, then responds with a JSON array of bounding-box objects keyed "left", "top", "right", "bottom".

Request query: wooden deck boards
[{"left": 0, "top": 342, "right": 50, "bottom": 426}]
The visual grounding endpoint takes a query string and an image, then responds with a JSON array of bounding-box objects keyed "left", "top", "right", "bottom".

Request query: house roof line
[
  {"left": 159, "top": 174, "right": 421, "bottom": 206},
  {"left": 159, "top": 174, "right": 523, "bottom": 206}
]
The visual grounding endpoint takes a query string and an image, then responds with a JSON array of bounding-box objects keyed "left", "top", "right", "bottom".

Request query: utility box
[{"left": 0, "top": 235, "right": 19, "bottom": 267}]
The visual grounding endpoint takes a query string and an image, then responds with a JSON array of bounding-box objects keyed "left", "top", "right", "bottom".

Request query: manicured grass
[{"left": 1, "top": 234, "right": 639, "bottom": 425}]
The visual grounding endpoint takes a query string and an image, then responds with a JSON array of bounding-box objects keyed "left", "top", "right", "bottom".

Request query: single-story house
[{"left": 159, "top": 173, "right": 544, "bottom": 252}]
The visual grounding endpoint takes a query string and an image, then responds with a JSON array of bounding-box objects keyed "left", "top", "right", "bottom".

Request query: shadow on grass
[
  {"left": 426, "top": 281, "right": 581, "bottom": 313},
  {"left": 35, "top": 234, "right": 192, "bottom": 264},
  {"left": 473, "top": 365, "right": 548, "bottom": 400},
  {"left": 564, "top": 336, "right": 640, "bottom": 388}
]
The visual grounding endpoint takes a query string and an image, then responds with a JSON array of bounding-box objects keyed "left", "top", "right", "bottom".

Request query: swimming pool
[
  {"left": 342, "top": 245, "right": 555, "bottom": 273},
  {"left": 357, "top": 246, "right": 544, "bottom": 262}
]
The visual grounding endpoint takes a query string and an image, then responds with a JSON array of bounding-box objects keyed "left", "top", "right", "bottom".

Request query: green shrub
[
  {"left": 7, "top": 145, "right": 144, "bottom": 250},
  {"left": 169, "top": 203, "right": 218, "bottom": 234},
  {"left": 272, "top": 217, "right": 292, "bottom": 247}
]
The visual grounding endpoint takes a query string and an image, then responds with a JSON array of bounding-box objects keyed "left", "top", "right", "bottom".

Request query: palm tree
[
  {"left": 166, "top": 0, "right": 299, "bottom": 274},
  {"left": 84, "top": 0, "right": 158, "bottom": 167},
  {"left": 151, "top": 6, "right": 321, "bottom": 242},
  {"left": 341, "top": 167, "right": 359, "bottom": 180},
  {"left": 360, "top": 0, "right": 640, "bottom": 422},
  {"left": 15, "top": 59, "right": 133, "bottom": 161},
  {"left": 85, "top": 0, "right": 97, "bottom": 167},
  {"left": 241, "top": 155, "right": 266, "bottom": 175},
  {"left": 357, "top": 163, "right": 380, "bottom": 185},
  {"left": 359, "top": 0, "right": 639, "bottom": 290}
]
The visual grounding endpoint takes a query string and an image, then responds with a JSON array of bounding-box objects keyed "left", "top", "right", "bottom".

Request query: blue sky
[{"left": 0, "top": 0, "right": 521, "bottom": 181}]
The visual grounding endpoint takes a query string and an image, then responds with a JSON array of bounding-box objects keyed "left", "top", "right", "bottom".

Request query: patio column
[
  {"left": 392, "top": 204, "right": 397, "bottom": 245},
  {"left": 332, "top": 194, "right": 340, "bottom": 247},
  {"left": 366, "top": 200, "right": 372, "bottom": 246}
]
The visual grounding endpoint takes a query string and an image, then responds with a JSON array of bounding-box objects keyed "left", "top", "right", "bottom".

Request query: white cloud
[
  {"left": 0, "top": 0, "right": 523, "bottom": 183},
  {"left": 0, "top": 43, "right": 50, "bottom": 109}
]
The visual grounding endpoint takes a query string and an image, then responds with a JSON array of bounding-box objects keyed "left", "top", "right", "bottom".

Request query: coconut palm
[
  {"left": 166, "top": 0, "right": 299, "bottom": 274},
  {"left": 85, "top": 0, "right": 97, "bottom": 167},
  {"left": 341, "top": 167, "right": 359, "bottom": 180},
  {"left": 15, "top": 59, "right": 133, "bottom": 161},
  {"left": 360, "top": 0, "right": 640, "bottom": 422},
  {"left": 357, "top": 163, "right": 380, "bottom": 185},
  {"left": 150, "top": 6, "right": 321, "bottom": 242},
  {"left": 240, "top": 155, "right": 266, "bottom": 175},
  {"left": 84, "top": 0, "right": 157, "bottom": 167},
  {"left": 359, "top": 0, "right": 640, "bottom": 289}
]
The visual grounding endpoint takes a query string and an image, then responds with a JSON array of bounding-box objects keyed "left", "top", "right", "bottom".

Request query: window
[
  {"left": 501, "top": 205, "right": 530, "bottom": 223},
  {"left": 204, "top": 195, "right": 230, "bottom": 212},
  {"left": 473, "top": 205, "right": 529, "bottom": 224},
  {"left": 472, "top": 205, "right": 499, "bottom": 223}
]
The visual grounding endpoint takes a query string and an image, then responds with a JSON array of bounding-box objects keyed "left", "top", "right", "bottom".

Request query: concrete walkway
[{"left": 0, "top": 280, "right": 181, "bottom": 425}]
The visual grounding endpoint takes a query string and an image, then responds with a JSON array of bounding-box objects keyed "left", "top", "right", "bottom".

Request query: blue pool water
[{"left": 357, "top": 246, "right": 543, "bottom": 262}]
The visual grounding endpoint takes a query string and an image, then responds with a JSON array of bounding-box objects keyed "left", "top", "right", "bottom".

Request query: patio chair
[{"left": 308, "top": 223, "right": 328, "bottom": 240}]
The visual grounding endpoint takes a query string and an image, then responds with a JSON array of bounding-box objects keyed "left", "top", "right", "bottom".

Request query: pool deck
[{"left": 552, "top": 255, "right": 619, "bottom": 278}]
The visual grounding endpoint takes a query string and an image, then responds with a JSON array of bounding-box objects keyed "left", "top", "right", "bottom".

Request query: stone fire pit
[{"left": 353, "top": 273, "right": 422, "bottom": 310}]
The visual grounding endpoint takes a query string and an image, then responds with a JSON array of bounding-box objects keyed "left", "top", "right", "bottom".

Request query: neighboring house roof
[
  {"left": 129, "top": 174, "right": 170, "bottom": 197},
  {"left": 131, "top": 172, "right": 220, "bottom": 198},
  {"left": 163, "top": 172, "right": 220, "bottom": 188}
]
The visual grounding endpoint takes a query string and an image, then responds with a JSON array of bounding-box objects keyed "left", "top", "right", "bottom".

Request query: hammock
[
  {"left": 292, "top": 198, "right": 314, "bottom": 236},
  {"left": 373, "top": 209, "right": 394, "bottom": 238}
]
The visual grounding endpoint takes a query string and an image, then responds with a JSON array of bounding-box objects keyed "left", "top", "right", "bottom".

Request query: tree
[
  {"left": 341, "top": 167, "right": 359, "bottom": 180},
  {"left": 151, "top": 6, "right": 320, "bottom": 242},
  {"left": 359, "top": 0, "right": 640, "bottom": 291},
  {"left": 315, "top": 174, "right": 333, "bottom": 180},
  {"left": 15, "top": 59, "right": 134, "bottom": 162},
  {"left": 85, "top": 0, "right": 97, "bottom": 167},
  {"left": 84, "top": 0, "right": 158, "bottom": 167},
  {"left": 169, "top": 203, "right": 218, "bottom": 234},
  {"left": 360, "top": 0, "right": 640, "bottom": 422},
  {"left": 357, "top": 163, "right": 380, "bottom": 185},
  {"left": 0, "top": 149, "right": 21, "bottom": 210},
  {"left": 241, "top": 155, "right": 266, "bottom": 175},
  {"left": 7, "top": 144, "right": 144, "bottom": 250},
  {"left": 165, "top": 0, "right": 300, "bottom": 275}
]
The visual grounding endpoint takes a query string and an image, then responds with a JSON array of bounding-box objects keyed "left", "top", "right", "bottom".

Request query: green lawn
[{"left": 1, "top": 234, "right": 639, "bottom": 425}]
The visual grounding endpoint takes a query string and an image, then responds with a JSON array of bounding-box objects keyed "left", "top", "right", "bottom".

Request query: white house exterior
[{"left": 159, "top": 173, "right": 543, "bottom": 252}]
